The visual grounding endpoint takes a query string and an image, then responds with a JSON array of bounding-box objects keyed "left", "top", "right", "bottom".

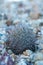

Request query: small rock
[
  {"left": 40, "top": 50, "right": 43, "bottom": 53},
  {"left": 35, "top": 61, "right": 43, "bottom": 65},
  {"left": 32, "top": 52, "right": 43, "bottom": 62},
  {"left": 16, "top": 59, "right": 27, "bottom": 65},
  {"left": 8, "top": 50, "right": 13, "bottom": 55},
  {"left": 41, "top": 26, "right": 43, "bottom": 35},
  {"left": 16, "top": 58, "right": 33, "bottom": 65},
  {"left": 6, "top": 20, "right": 13, "bottom": 26},
  {"left": 38, "top": 43, "right": 43, "bottom": 50},
  {"left": 23, "top": 50, "right": 33, "bottom": 56}
]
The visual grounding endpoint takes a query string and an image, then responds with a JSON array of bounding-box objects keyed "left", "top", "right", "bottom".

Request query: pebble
[
  {"left": 34, "top": 61, "right": 43, "bottom": 65},
  {"left": 15, "top": 58, "right": 33, "bottom": 65},
  {"left": 23, "top": 50, "right": 33, "bottom": 56},
  {"left": 16, "top": 59, "right": 27, "bottom": 65},
  {"left": 31, "top": 52, "right": 43, "bottom": 62},
  {"left": 0, "top": 49, "right": 14, "bottom": 65}
]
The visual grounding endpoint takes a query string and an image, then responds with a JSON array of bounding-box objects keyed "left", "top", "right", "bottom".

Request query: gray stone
[
  {"left": 35, "top": 61, "right": 43, "bottom": 65},
  {"left": 31, "top": 52, "right": 43, "bottom": 62}
]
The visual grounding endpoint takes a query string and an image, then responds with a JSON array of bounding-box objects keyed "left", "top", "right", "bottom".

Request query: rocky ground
[
  {"left": 0, "top": 19, "right": 43, "bottom": 65},
  {"left": 0, "top": 0, "right": 43, "bottom": 65}
]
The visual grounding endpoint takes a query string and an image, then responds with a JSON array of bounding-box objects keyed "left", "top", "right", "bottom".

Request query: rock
[
  {"left": 30, "top": 4, "right": 40, "bottom": 20},
  {"left": 6, "top": 20, "right": 13, "bottom": 26},
  {"left": 16, "top": 59, "right": 27, "bottom": 65},
  {"left": 40, "top": 50, "right": 43, "bottom": 53},
  {"left": 35, "top": 52, "right": 43, "bottom": 60},
  {"left": 23, "top": 50, "right": 33, "bottom": 56},
  {"left": 32, "top": 52, "right": 43, "bottom": 62},
  {"left": 4, "top": 14, "right": 8, "bottom": 20},
  {"left": 15, "top": 57, "right": 33, "bottom": 65},
  {"left": 0, "top": 28, "right": 14, "bottom": 65},
  {"left": 8, "top": 50, "right": 13, "bottom": 54},
  {"left": 38, "top": 43, "right": 43, "bottom": 50},
  {"left": 35, "top": 61, "right": 43, "bottom": 65},
  {"left": 19, "top": 54, "right": 30, "bottom": 62},
  {"left": 0, "top": 52, "right": 14, "bottom": 65},
  {"left": 0, "top": 14, "right": 2, "bottom": 20},
  {"left": 0, "top": 43, "right": 14, "bottom": 65},
  {"left": 36, "top": 39, "right": 43, "bottom": 51},
  {"left": 0, "top": 28, "right": 8, "bottom": 42},
  {"left": 6, "top": 22, "right": 37, "bottom": 55},
  {"left": 30, "top": 12, "right": 40, "bottom": 20},
  {"left": 40, "top": 26, "right": 43, "bottom": 35}
]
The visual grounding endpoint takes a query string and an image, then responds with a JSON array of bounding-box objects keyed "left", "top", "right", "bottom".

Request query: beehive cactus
[{"left": 6, "top": 22, "right": 37, "bottom": 55}]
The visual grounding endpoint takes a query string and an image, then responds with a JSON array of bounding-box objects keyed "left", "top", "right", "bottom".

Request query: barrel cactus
[{"left": 6, "top": 21, "right": 37, "bottom": 55}]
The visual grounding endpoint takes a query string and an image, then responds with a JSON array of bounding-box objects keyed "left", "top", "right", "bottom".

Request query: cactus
[{"left": 6, "top": 22, "right": 37, "bottom": 55}]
